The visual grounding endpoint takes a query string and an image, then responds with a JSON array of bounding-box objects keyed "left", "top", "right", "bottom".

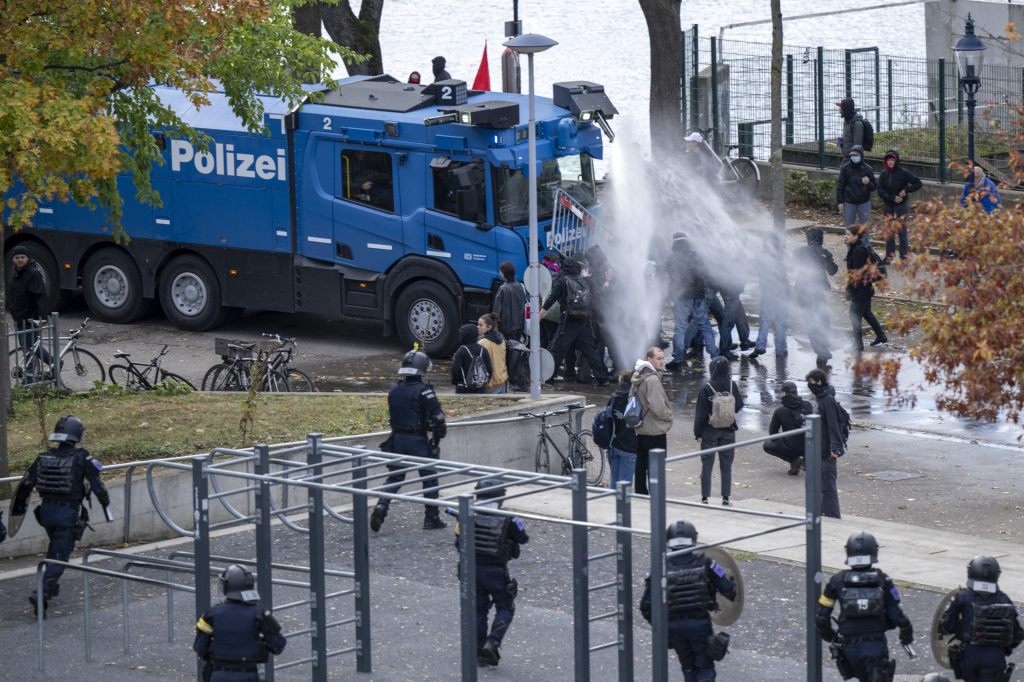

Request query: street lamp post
[
  {"left": 503, "top": 33, "right": 557, "bottom": 401},
  {"left": 954, "top": 13, "right": 986, "bottom": 165}
]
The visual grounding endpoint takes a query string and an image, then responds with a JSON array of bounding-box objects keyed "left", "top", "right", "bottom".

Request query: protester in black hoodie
[
  {"left": 794, "top": 227, "right": 838, "bottom": 368},
  {"left": 845, "top": 225, "right": 887, "bottom": 353},
  {"left": 451, "top": 323, "right": 492, "bottom": 394},
  {"left": 540, "top": 258, "right": 608, "bottom": 385},
  {"left": 836, "top": 98, "right": 864, "bottom": 159},
  {"left": 875, "top": 149, "right": 922, "bottom": 262},
  {"left": 806, "top": 369, "right": 845, "bottom": 519},
  {"left": 764, "top": 381, "right": 813, "bottom": 475},
  {"left": 606, "top": 370, "right": 638, "bottom": 489},
  {"left": 693, "top": 356, "right": 744, "bottom": 506},
  {"left": 836, "top": 144, "right": 876, "bottom": 238}
]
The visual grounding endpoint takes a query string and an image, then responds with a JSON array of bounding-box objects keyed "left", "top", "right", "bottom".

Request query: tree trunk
[
  {"left": 770, "top": 0, "right": 786, "bottom": 235},
  {"left": 321, "top": 1, "right": 385, "bottom": 76},
  {"left": 639, "top": 0, "right": 683, "bottom": 155},
  {"left": 292, "top": 3, "right": 322, "bottom": 38}
]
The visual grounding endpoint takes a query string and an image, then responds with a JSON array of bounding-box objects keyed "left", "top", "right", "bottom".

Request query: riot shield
[
  {"left": 6, "top": 471, "right": 32, "bottom": 538},
  {"left": 930, "top": 588, "right": 959, "bottom": 669},
  {"left": 706, "top": 547, "right": 744, "bottom": 626}
]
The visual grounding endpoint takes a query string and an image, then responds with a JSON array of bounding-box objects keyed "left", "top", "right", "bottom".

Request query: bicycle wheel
[
  {"left": 59, "top": 347, "right": 105, "bottom": 391},
  {"left": 200, "top": 364, "right": 227, "bottom": 391},
  {"left": 572, "top": 429, "right": 606, "bottom": 486},
  {"left": 730, "top": 157, "right": 760, "bottom": 200},
  {"left": 157, "top": 371, "right": 197, "bottom": 391},
  {"left": 262, "top": 369, "right": 291, "bottom": 393},
  {"left": 216, "top": 365, "right": 249, "bottom": 391},
  {"left": 534, "top": 438, "right": 551, "bottom": 475},
  {"left": 108, "top": 364, "right": 143, "bottom": 390},
  {"left": 284, "top": 368, "right": 316, "bottom": 392}
]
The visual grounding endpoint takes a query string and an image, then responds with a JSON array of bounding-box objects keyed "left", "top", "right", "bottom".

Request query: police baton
[{"left": 902, "top": 643, "right": 917, "bottom": 660}]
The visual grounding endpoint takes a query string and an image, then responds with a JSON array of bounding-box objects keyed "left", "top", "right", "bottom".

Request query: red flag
[{"left": 472, "top": 41, "right": 491, "bottom": 91}]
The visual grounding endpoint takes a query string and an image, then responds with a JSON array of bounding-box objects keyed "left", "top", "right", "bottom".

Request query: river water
[{"left": 377, "top": 0, "right": 929, "bottom": 149}]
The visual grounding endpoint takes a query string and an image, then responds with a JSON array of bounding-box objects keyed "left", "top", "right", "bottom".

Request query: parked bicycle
[
  {"left": 9, "top": 317, "right": 106, "bottom": 391},
  {"left": 689, "top": 128, "right": 760, "bottom": 198},
  {"left": 521, "top": 403, "right": 605, "bottom": 485},
  {"left": 201, "top": 334, "right": 315, "bottom": 392},
  {"left": 108, "top": 344, "right": 197, "bottom": 391}
]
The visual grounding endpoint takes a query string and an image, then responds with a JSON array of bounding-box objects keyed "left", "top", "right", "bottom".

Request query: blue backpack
[{"left": 591, "top": 405, "right": 616, "bottom": 449}]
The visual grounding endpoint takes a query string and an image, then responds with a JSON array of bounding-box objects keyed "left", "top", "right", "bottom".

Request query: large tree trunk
[
  {"left": 770, "top": 0, "right": 785, "bottom": 235},
  {"left": 639, "top": 0, "right": 683, "bottom": 155},
  {"left": 292, "top": 3, "right": 323, "bottom": 38},
  {"left": 0, "top": 239, "right": 9, "bottom": 488},
  {"left": 320, "top": 1, "right": 385, "bottom": 76}
]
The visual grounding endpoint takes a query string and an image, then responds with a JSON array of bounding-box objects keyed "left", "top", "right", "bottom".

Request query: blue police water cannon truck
[{"left": 5, "top": 76, "right": 616, "bottom": 356}]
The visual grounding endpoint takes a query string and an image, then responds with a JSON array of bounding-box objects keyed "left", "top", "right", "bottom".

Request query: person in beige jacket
[
  {"left": 477, "top": 313, "right": 509, "bottom": 394},
  {"left": 630, "top": 347, "right": 673, "bottom": 495}
]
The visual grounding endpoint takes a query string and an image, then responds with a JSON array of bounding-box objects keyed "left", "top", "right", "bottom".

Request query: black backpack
[
  {"left": 861, "top": 119, "right": 875, "bottom": 152},
  {"left": 459, "top": 345, "right": 490, "bottom": 390},
  {"left": 563, "top": 276, "right": 593, "bottom": 318}
]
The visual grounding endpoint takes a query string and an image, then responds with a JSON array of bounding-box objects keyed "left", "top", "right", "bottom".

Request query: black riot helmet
[
  {"left": 475, "top": 477, "right": 507, "bottom": 508},
  {"left": 666, "top": 520, "right": 699, "bottom": 550},
  {"left": 844, "top": 531, "right": 879, "bottom": 567},
  {"left": 49, "top": 415, "right": 85, "bottom": 444},
  {"left": 967, "top": 554, "right": 1001, "bottom": 591},
  {"left": 398, "top": 349, "right": 432, "bottom": 377},
  {"left": 219, "top": 564, "right": 258, "bottom": 603}
]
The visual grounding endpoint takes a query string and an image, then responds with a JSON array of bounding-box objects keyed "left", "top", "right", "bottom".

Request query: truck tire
[
  {"left": 83, "top": 248, "right": 147, "bottom": 323},
  {"left": 15, "top": 241, "right": 71, "bottom": 313},
  {"left": 159, "top": 255, "right": 227, "bottom": 331},
  {"left": 395, "top": 280, "right": 458, "bottom": 358}
]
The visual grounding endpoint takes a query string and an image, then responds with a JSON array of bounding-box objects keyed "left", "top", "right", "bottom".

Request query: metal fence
[
  {"left": 20, "top": 414, "right": 827, "bottom": 681},
  {"left": 682, "top": 25, "right": 1024, "bottom": 183},
  {"left": 7, "top": 313, "right": 62, "bottom": 390}
]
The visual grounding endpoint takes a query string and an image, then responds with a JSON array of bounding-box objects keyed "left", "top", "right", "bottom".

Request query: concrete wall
[{"left": 0, "top": 394, "right": 588, "bottom": 560}]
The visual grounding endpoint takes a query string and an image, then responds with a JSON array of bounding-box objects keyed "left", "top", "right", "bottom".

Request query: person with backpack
[
  {"left": 451, "top": 323, "right": 492, "bottom": 394},
  {"left": 630, "top": 347, "right": 673, "bottom": 495},
  {"left": 836, "top": 144, "right": 876, "bottom": 240},
  {"left": 876, "top": 149, "right": 922, "bottom": 263},
  {"left": 540, "top": 257, "right": 608, "bottom": 386},
  {"left": 845, "top": 224, "right": 887, "bottom": 354},
  {"left": 492, "top": 261, "right": 527, "bottom": 342},
  {"left": 693, "top": 356, "right": 744, "bottom": 506},
  {"left": 836, "top": 98, "right": 866, "bottom": 159},
  {"left": 477, "top": 313, "right": 509, "bottom": 394},
  {"left": 604, "top": 370, "right": 638, "bottom": 489},
  {"left": 805, "top": 368, "right": 848, "bottom": 519},
  {"left": 764, "top": 381, "right": 813, "bottom": 475}
]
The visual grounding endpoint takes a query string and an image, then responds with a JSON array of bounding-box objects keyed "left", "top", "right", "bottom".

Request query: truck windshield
[{"left": 494, "top": 153, "right": 596, "bottom": 225}]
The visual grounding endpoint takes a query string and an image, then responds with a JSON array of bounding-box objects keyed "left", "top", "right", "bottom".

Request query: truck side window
[
  {"left": 341, "top": 149, "right": 395, "bottom": 213},
  {"left": 431, "top": 160, "right": 485, "bottom": 221}
]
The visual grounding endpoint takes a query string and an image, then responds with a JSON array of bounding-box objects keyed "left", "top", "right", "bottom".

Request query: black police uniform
[
  {"left": 376, "top": 375, "right": 447, "bottom": 522},
  {"left": 939, "top": 587, "right": 1023, "bottom": 681},
  {"left": 816, "top": 567, "right": 913, "bottom": 681},
  {"left": 194, "top": 602, "right": 287, "bottom": 681},
  {"left": 640, "top": 553, "right": 737, "bottom": 681},
  {"left": 456, "top": 511, "right": 529, "bottom": 661},
  {"left": 13, "top": 442, "right": 109, "bottom": 598}
]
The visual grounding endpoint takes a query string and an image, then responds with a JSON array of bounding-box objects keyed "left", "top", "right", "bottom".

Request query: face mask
[
  {"left": 808, "top": 382, "right": 825, "bottom": 396},
  {"left": 850, "top": 155, "right": 862, "bottom": 164}
]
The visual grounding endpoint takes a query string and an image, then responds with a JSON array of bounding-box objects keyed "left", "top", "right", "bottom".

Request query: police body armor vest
[
  {"left": 474, "top": 514, "right": 511, "bottom": 561},
  {"left": 839, "top": 569, "right": 886, "bottom": 621},
  {"left": 665, "top": 564, "right": 713, "bottom": 616},
  {"left": 210, "top": 603, "right": 268, "bottom": 664},
  {"left": 388, "top": 380, "right": 428, "bottom": 433},
  {"left": 970, "top": 602, "right": 1016, "bottom": 647},
  {"left": 35, "top": 450, "right": 83, "bottom": 500}
]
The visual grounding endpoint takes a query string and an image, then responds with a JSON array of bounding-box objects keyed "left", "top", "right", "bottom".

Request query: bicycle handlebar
[
  {"left": 158, "top": 345, "right": 169, "bottom": 356},
  {"left": 518, "top": 403, "right": 589, "bottom": 420},
  {"left": 261, "top": 333, "right": 297, "bottom": 345}
]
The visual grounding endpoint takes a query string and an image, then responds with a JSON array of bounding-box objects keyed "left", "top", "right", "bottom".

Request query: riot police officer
[
  {"left": 816, "top": 531, "right": 914, "bottom": 682},
  {"left": 455, "top": 478, "right": 529, "bottom": 667},
  {"left": 194, "top": 564, "right": 286, "bottom": 681},
  {"left": 11, "top": 415, "right": 110, "bottom": 610},
  {"left": 938, "top": 555, "right": 1023, "bottom": 682},
  {"left": 370, "top": 350, "right": 448, "bottom": 532},
  {"left": 639, "top": 520, "right": 737, "bottom": 681}
]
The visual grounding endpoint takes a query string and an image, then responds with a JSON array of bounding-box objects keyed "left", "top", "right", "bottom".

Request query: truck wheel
[
  {"left": 14, "top": 241, "right": 70, "bottom": 313},
  {"left": 159, "top": 255, "right": 226, "bottom": 331},
  {"left": 83, "top": 248, "right": 146, "bottom": 323},
  {"left": 395, "top": 281, "right": 458, "bottom": 358}
]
